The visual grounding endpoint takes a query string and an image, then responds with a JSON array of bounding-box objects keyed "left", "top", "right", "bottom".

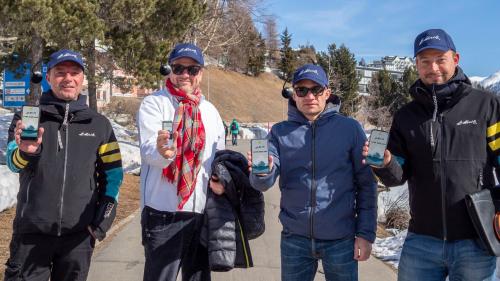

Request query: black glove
[{"left": 90, "top": 195, "right": 117, "bottom": 241}]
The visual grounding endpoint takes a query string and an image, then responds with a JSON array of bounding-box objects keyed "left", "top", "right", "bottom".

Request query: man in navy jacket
[{"left": 249, "top": 64, "right": 377, "bottom": 281}]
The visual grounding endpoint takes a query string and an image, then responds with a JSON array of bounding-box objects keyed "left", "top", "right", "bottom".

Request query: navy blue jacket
[{"left": 250, "top": 100, "right": 377, "bottom": 242}]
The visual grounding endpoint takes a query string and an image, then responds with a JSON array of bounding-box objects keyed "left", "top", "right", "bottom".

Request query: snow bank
[
  {"left": 372, "top": 229, "right": 407, "bottom": 269},
  {"left": 239, "top": 124, "right": 269, "bottom": 139}
]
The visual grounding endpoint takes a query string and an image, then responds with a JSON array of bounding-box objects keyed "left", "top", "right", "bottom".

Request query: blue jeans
[
  {"left": 398, "top": 232, "right": 496, "bottom": 281},
  {"left": 281, "top": 232, "right": 357, "bottom": 281}
]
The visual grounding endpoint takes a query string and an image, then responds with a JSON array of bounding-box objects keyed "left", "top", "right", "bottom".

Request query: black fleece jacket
[
  {"left": 7, "top": 91, "right": 123, "bottom": 239},
  {"left": 374, "top": 67, "right": 500, "bottom": 241}
]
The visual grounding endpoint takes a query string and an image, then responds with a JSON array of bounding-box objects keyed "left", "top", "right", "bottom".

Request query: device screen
[
  {"left": 366, "top": 130, "right": 389, "bottom": 167},
  {"left": 251, "top": 139, "right": 270, "bottom": 174},
  {"left": 162, "top": 121, "right": 174, "bottom": 146},
  {"left": 21, "top": 106, "right": 40, "bottom": 140}
]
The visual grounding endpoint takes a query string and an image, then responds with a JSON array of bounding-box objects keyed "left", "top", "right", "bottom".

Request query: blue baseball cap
[
  {"left": 168, "top": 43, "right": 204, "bottom": 66},
  {"left": 414, "top": 29, "right": 456, "bottom": 57},
  {"left": 292, "top": 64, "right": 328, "bottom": 87},
  {"left": 48, "top": 49, "right": 84, "bottom": 70}
]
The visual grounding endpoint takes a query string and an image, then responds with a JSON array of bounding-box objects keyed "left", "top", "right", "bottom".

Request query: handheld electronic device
[
  {"left": 366, "top": 130, "right": 389, "bottom": 167},
  {"left": 162, "top": 121, "right": 174, "bottom": 146},
  {"left": 251, "top": 139, "right": 270, "bottom": 174},
  {"left": 20, "top": 106, "right": 40, "bottom": 140}
]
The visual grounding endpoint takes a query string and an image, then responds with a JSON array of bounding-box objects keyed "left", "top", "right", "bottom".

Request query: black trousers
[
  {"left": 4, "top": 230, "right": 95, "bottom": 281},
  {"left": 141, "top": 206, "right": 210, "bottom": 281}
]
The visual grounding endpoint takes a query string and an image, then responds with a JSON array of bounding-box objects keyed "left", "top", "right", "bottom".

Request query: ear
[
  {"left": 45, "top": 72, "right": 51, "bottom": 85},
  {"left": 453, "top": 52, "right": 460, "bottom": 66},
  {"left": 324, "top": 88, "right": 331, "bottom": 99}
]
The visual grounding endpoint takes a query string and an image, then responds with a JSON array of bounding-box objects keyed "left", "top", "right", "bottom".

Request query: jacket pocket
[{"left": 145, "top": 210, "right": 175, "bottom": 233}]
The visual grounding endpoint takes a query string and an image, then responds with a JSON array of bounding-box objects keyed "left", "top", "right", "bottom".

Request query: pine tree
[
  {"left": 316, "top": 43, "right": 360, "bottom": 116},
  {"left": 108, "top": 0, "right": 206, "bottom": 89},
  {"left": 400, "top": 65, "right": 418, "bottom": 99},
  {"left": 279, "top": 28, "right": 296, "bottom": 82},
  {"left": 0, "top": 0, "right": 205, "bottom": 109},
  {"left": 333, "top": 45, "right": 360, "bottom": 116},
  {"left": 366, "top": 69, "right": 410, "bottom": 128},
  {"left": 247, "top": 33, "right": 266, "bottom": 76}
]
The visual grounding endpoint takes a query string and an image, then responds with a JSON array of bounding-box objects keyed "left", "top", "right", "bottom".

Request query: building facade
[{"left": 356, "top": 56, "right": 414, "bottom": 96}]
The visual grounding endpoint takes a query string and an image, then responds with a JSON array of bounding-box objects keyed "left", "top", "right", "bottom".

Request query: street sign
[{"left": 2, "top": 63, "right": 50, "bottom": 108}]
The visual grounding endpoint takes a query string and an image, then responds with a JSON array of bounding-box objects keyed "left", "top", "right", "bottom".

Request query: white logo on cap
[
  {"left": 178, "top": 48, "right": 198, "bottom": 55},
  {"left": 419, "top": 35, "right": 441, "bottom": 46},
  {"left": 299, "top": 68, "right": 318, "bottom": 76},
  {"left": 56, "top": 52, "right": 79, "bottom": 60}
]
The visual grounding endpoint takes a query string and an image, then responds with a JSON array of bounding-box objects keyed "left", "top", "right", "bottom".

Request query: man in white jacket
[{"left": 137, "top": 43, "right": 225, "bottom": 281}]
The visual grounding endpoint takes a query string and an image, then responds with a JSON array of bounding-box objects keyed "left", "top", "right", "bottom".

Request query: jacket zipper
[
  {"left": 310, "top": 122, "right": 317, "bottom": 240},
  {"left": 58, "top": 103, "right": 70, "bottom": 236},
  {"left": 439, "top": 113, "right": 447, "bottom": 240},
  {"left": 477, "top": 168, "right": 483, "bottom": 190},
  {"left": 20, "top": 177, "right": 34, "bottom": 218}
]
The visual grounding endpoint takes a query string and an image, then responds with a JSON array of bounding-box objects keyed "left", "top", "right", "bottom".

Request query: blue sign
[{"left": 2, "top": 63, "right": 50, "bottom": 108}]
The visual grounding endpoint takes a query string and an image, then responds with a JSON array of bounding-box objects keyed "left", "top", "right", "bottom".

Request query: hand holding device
[
  {"left": 365, "top": 130, "right": 389, "bottom": 167},
  {"left": 21, "top": 106, "right": 40, "bottom": 141},
  {"left": 251, "top": 139, "right": 270, "bottom": 174}
]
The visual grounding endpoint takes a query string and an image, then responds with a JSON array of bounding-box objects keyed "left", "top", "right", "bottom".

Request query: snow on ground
[
  {"left": 239, "top": 123, "right": 270, "bottom": 139},
  {"left": 373, "top": 229, "right": 406, "bottom": 268},
  {"left": 0, "top": 165, "right": 18, "bottom": 213}
]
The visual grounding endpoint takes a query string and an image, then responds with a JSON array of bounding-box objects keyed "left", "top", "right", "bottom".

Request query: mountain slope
[{"left": 199, "top": 66, "right": 287, "bottom": 122}]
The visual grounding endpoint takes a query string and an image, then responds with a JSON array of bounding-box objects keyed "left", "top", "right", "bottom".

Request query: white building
[{"left": 356, "top": 56, "right": 415, "bottom": 96}]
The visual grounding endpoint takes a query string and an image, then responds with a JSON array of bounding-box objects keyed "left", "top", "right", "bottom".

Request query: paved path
[{"left": 88, "top": 139, "right": 396, "bottom": 281}]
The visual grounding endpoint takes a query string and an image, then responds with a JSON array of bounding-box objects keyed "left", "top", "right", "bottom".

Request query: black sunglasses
[
  {"left": 171, "top": 64, "right": 202, "bottom": 76},
  {"left": 293, "top": 86, "right": 325, "bottom": 97}
]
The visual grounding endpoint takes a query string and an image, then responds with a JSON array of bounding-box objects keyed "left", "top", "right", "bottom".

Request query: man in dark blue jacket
[
  {"left": 5, "top": 49, "right": 123, "bottom": 281},
  {"left": 249, "top": 64, "right": 377, "bottom": 281},
  {"left": 364, "top": 29, "right": 500, "bottom": 281}
]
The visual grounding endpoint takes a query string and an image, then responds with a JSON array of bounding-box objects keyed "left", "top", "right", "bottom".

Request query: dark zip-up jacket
[
  {"left": 6, "top": 91, "right": 123, "bottom": 237},
  {"left": 201, "top": 150, "right": 265, "bottom": 271},
  {"left": 374, "top": 67, "right": 500, "bottom": 241},
  {"left": 250, "top": 99, "right": 377, "bottom": 242}
]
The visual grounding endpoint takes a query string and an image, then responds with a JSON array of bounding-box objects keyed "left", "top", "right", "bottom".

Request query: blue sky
[{"left": 262, "top": 0, "right": 500, "bottom": 77}]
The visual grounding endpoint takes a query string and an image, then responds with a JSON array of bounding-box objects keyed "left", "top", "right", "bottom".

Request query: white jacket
[{"left": 137, "top": 89, "right": 225, "bottom": 213}]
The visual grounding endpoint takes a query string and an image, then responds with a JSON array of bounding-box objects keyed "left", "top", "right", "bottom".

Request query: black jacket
[
  {"left": 201, "top": 150, "right": 265, "bottom": 271},
  {"left": 6, "top": 91, "right": 123, "bottom": 239},
  {"left": 374, "top": 67, "right": 500, "bottom": 241}
]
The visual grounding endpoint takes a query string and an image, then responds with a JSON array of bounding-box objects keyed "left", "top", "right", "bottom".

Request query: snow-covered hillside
[{"left": 470, "top": 70, "right": 500, "bottom": 94}]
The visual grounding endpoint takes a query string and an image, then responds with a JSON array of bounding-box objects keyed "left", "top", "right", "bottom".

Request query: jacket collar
[
  {"left": 40, "top": 90, "right": 93, "bottom": 121},
  {"left": 410, "top": 66, "right": 471, "bottom": 111}
]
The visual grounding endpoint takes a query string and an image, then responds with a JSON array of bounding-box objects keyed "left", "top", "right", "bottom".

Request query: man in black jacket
[
  {"left": 4, "top": 49, "right": 123, "bottom": 281},
  {"left": 364, "top": 29, "right": 500, "bottom": 281}
]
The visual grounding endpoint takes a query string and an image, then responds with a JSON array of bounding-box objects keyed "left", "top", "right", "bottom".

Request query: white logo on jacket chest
[
  {"left": 79, "top": 132, "right": 96, "bottom": 137},
  {"left": 456, "top": 120, "right": 477, "bottom": 126}
]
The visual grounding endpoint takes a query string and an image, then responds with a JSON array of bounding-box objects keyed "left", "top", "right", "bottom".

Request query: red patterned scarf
[{"left": 163, "top": 78, "right": 205, "bottom": 209}]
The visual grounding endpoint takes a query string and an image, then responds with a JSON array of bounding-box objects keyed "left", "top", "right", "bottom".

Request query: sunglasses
[
  {"left": 171, "top": 64, "right": 202, "bottom": 76},
  {"left": 293, "top": 86, "right": 325, "bottom": 97}
]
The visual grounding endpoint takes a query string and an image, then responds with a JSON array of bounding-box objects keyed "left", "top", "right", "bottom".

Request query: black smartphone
[
  {"left": 162, "top": 121, "right": 173, "bottom": 146},
  {"left": 20, "top": 106, "right": 40, "bottom": 141},
  {"left": 366, "top": 129, "right": 389, "bottom": 167},
  {"left": 251, "top": 139, "right": 270, "bottom": 174}
]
